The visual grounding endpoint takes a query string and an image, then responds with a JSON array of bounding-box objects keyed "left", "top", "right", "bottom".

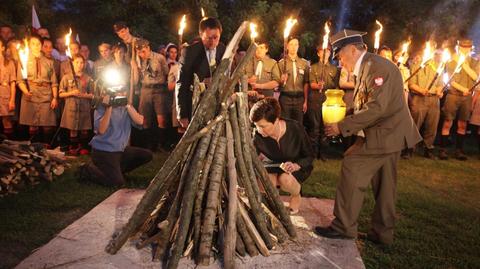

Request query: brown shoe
[
  {"left": 438, "top": 149, "right": 449, "bottom": 160},
  {"left": 454, "top": 149, "right": 468, "bottom": 161}
]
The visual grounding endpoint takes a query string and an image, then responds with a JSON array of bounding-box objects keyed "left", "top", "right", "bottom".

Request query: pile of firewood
[
  {"left": 105, "top": 22, "right": 297, "bottom": 269},
  {"left": 0, "top": 140, "right": 68, "bottom": 196}
]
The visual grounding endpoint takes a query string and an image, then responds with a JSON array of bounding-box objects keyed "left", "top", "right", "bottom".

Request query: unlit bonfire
[{"left": 105, "top": 22, "right": 297, "bottom": 269}]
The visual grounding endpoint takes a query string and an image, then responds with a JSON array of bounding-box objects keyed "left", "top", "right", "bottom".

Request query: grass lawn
[{"left": 0, "top": 147, "right": 479, "bottom": 269}]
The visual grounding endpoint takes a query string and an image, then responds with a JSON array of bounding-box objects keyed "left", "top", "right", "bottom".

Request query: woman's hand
[
  {"left": 50, "top": 98, "right": 58, "bottom": 109},
  {"left": 280, "top": 162, "right": 301, "bottom": 174}
]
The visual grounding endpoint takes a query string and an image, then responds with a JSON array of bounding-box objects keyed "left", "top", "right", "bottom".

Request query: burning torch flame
[
  {"left": 438, "top": 49, "right": 451, "bottom": 74},
  {"left": 322, "top": 21, "right": 330, "bottom": 50},
  {"left": 283, "top": 17, "right": 298, "bottom": 39},
  {"left": 201, "top": 8, "right": 206, "bottom": 18},
  {"left": 397, "top": 40, "right": 411, "bottom": 65},
  {"left": 453, "top": 53, "right": 466, "bottom": 74},
  {"left": 421, "top": 41, "right": 433, "bottom": 66},
  {"left": 178, "top": 15, "right": 186, "bottom": 36},
  {"left": 64, "top": 28, "right": 72, "bottom": 58},
  {"left": 17, "top": 39, "right": 29, "bottom": 79},
  {"left": 249, "top": 22, "right": 258, "bottom": 43},
  {"left": 374, "top": 20, "right": 383, "bottom": 50}
]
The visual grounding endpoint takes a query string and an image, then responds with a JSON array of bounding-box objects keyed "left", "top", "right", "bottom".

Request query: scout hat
[{"left": 330, "top": 29, "right": 367, "bottom": 58}]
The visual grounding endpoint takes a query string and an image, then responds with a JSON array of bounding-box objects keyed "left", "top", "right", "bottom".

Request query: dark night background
[{"left": 1, "top": 0, "right": 480, "bottom": 61}]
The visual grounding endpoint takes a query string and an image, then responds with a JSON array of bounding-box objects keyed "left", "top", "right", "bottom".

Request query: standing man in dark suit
[
  {"left": 314, "top": 29, "right": 421, "bottom": 245},
  {"left": 176, "top": 17, "right": 226, "bottom": 129}
]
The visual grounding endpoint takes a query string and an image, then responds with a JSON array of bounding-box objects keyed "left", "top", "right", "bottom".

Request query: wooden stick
[
  {"left": 198, "top": 136, "right": 227, "bottom": 265},
  {"left": 223, "top": 120, "right": 238, "bottom": 269},
  {"left": 237, "top": 198, "right": 270, "bottom": 256}
]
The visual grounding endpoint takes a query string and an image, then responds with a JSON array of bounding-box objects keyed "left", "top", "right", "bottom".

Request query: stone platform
[{"left": 15, "top": 189, "right": 365, "bottom": 269}]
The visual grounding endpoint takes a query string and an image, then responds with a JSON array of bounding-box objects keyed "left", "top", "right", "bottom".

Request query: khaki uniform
[
  {"left": 17, "top": 54, "right": 58, "bottom": 127},
  {"left": 334, "top": 53, "right": 421, "bottom": 243},
  {"left": 59, "top": 73, "right": 93, "bottom": 131},
  {"left": 408, "top": 62, "right": 443, "bottom": 149},
  {"left": 168, "top": 63, "right": 180, "bottom": 127},
  {"left": 442, "top": 56, "right": 479, "bottom": 121},
  {"left": 307, "top": 62, "right": 339, "bottom": 152},
  {"left": 278, "top": 56, "right": 309, "bottom": 123},
  {"left": 94, "top": 58, "right": 112, "bottom": 80},
  {"left": 244, "top": 56, "right": 281, "bottom": 97},
  {"left": 138, "top": 51, "right": 169, "bottom": 127},
  {"left": 0, "top": 61, "right": 16, "bottom": 116}
]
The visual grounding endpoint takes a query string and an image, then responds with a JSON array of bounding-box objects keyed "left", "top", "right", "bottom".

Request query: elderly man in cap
[
  {"left": 135, "top": 38, "right": 169, "bottom": 150},
  {"left": 438, "top": 38, "right": 479, "bottom": 160},
  {"left": 314, "top": 29, "right": 421, "bottom": 245}
]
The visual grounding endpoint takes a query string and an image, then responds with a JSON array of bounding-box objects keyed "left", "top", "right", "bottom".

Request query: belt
[
  {"left": 143, "top": 83, "right": 166, "bottom": 90},
  {"left": 281, "top": 91, "right": 304, "bottom": 97},
  {"left": 448, "top": 92, "right": 469, "bottom": 97},
  {"left": 28, "top": 81, "right": 52, "bottom": 87},
  {"left": 414, "top": 93, "right": 438, "bottom": 97}
]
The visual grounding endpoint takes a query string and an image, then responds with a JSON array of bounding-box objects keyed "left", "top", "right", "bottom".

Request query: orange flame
[
  {"left": 178, "top": 15, "right": 187, "bottom": 36},
  {"left": 17, "top": 39, "right": 29, "bottom": 79},
  {"left": 322, "top": 21, "right": 330, "bottom": 50},
  {"left": 374, "top": 20, "right": 383, "bottom": 50},
  {"left": 397, "top": 40, "right": 411, "bottom": 65},
  {"left": 421, "top": 41, "right": 433, "bottom": 66},
  {"left": 64, "top": 28, "right": 73, "bottom": 58},
  {"left": 249, "top": 22, "right": 258, "bottom": 42},
  {"left": 283, "top": 17, "right": 298, "bottom": 39},
  {"left": 201, "top": 8, "right": 206, "bottom": 18}
]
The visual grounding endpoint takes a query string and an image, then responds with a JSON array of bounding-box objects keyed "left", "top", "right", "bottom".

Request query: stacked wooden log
[
  {"left": 0, "top": 140, "right": 67, "bottom": 196},
  {"left": 105, "top": 22, "right": 296, "bottom": 269}
]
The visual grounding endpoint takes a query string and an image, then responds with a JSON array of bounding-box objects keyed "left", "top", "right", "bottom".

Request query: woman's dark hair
[{"left": 249, "top": 97, "right": 281, "bottom": 124}]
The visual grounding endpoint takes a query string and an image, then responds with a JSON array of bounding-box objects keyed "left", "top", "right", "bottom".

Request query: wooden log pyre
[{"left": 105, "top": 21, "right": 297, "bottom": 269}]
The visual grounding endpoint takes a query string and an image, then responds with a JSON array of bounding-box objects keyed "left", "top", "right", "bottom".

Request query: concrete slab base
[{"left": 15, "top": 189, "right": 365, "bottom": 269}]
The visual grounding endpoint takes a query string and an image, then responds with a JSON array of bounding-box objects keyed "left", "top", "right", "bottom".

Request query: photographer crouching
[{"left": 78, "top": 53, "right": 153, "bottom": 186}]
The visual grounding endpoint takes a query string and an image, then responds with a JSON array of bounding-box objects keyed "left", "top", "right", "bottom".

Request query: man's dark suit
[{"left": 176, "top": 41, "right": 226, "bottom": 120}]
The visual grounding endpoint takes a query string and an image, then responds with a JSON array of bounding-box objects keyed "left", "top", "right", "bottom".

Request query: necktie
[
  {"left": 255, "top": 60, "right": 263, "bottom": 80},
  {"left": 292, "top": 59, "right": 297, "bottom": 85}
]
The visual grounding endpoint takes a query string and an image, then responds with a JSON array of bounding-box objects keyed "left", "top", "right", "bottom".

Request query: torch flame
[
  {"left": 397, "top": 40, "right": 411, "bottom": 65},
  {"left": 18, "top": 39, "right": 29, "bottom": 79},
  {"left": 322, "top": 21, "right": 330, "bottom": 50},
  {"left": 178, "top": 15, "right": 187, "bottom": 36},
  {"left": 64, "top": 28, "right": 73, "bottom": 58},
  {"left": 283, "top": 17, "right": 298, "bottom": 39},
  {"left": 249, "top": 22, "right": 258, "bottom": 42},
  {"left": 420, "top": 41, "right": 433, "bottom": 66},
  {"left": 454, "top": 53, "right": 466, "bottom": 74},
  {"left": 201, "top": 8, "right": 206, "bottom": 18},
  {"left": 435, "top": 49, "right": 451, "bottom": 75},
  {"left": 374, "top": 20, "right": 383, "bottom": 50}
]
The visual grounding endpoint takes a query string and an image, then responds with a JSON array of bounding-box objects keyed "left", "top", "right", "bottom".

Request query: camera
[{"left": 92, "top": 68, "right": 129, "bottom": 108}]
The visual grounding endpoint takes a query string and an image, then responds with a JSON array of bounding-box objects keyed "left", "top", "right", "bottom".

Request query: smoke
[
  {"left": 335, "top": 0, "right": 351, "bottom": 31},
  {"left": 469, "top": 9, "right": 480, "bottom": 54}
]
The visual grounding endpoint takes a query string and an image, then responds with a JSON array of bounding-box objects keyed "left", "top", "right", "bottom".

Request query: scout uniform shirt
[
  {"left": 446, "top": 56, "right": 479, "bottom": 95},
  {"left": 138, "top": 51, "right": 169, "bottom": 88},
  {"left": 0, "top": 60, "right": 16, "bottom": 116},
  {"left": 59, "top": 73, "right": 94, "bottom": 131},
  {"left": 244, "top": 55, "right": 281, "bottom": 97},
  {"left": 309, "top": 62, "right": 339, "bottom": 90},
  {"left": 278, "top": 56, "right": 309, "bottom": 92},
  {"left": 17, "top": 53, "right": 58, "bottom": 103},
  {"left": 409, "top": 61, "right": 443, "bottom": 93}
]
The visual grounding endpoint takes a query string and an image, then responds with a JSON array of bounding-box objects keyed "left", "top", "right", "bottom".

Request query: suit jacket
[
  {"left": 338, "top": 52, "right": 421, "bottom": 154},
  {"left": 176, "top": 41, "right": 226, "bottom": 119}
]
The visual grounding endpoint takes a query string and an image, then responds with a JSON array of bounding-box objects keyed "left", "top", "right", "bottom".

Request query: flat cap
[{"left": 330, "top": 29, "right": 367, "bottom": 58}]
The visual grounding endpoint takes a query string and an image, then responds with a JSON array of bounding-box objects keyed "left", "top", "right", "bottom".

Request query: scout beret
[{"left": 330, "top": 29, "right": 367, "bottom": 58}]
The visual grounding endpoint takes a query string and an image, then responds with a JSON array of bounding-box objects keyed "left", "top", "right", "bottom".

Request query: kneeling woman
[{"left": 250, "top": 97, "right": 314, "bottom": 213}]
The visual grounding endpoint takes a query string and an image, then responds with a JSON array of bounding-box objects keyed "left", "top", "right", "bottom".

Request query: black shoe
[
  {"left": 316, "top": 150, "right": 327, "bottom": 162},
  {"left": 401, "top": 149, "right": 412, "bottom": 159},
  {"left": 454, "top": 150, "right": 468, "bottom": 161},
  {"left": 314, "top": 226, "right": 354, "bottom": 240},
  {"left": 364, "top": 232, "right": 393, "bottom": 246},
  {"left": 438, "top": 149, "right": 448, "bottom": 160},
  {"left": 424, "top": 148, "right": 436, "bottom": 160}
]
